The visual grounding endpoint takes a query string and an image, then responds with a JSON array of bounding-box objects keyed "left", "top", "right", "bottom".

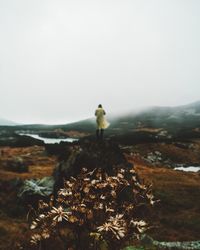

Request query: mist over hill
[
  {"left": 109, "top": 100, "right": 200, "bottom": 131},
  {"left": 0, "top": 118, "right": 18, "bottom": 126}
]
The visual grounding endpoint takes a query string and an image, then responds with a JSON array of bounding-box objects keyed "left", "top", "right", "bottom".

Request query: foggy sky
[{"left": 0, "top": 0, "right": 200, "bottom": 124}]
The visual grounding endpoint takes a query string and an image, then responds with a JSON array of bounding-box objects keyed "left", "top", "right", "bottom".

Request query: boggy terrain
[
  {"left": 123, "top": 139, "right": 200, "bottom": 241},
  {"left": 126, "top": 154, "right": 200, "bottom": 241},
  {"left": 0, "top": 146, "right": 57, "bottom": 250},
  {"left": 0, "top": 146, "right": 56, "bottom": 180},
  {"left": 0, "top": 138, "right": 200, "bottom": 249}
]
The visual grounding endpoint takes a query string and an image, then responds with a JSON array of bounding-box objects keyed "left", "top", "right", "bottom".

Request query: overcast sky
[{"left": 0, "top": 0, "right": 200, "bottom": 124}]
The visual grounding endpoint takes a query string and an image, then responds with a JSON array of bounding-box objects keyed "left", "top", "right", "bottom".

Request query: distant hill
[
  {"left": 3, "top": 101, "right": 200, "bottom": 139},
  {"left": 0, "top": 118, "right": 18, "bottom": 126},
  {"left": 108, "top": 100, "right": 200, "bottom": 133},
  {"left": 8, "top": 118, "right": 96, "bottom": 132}
]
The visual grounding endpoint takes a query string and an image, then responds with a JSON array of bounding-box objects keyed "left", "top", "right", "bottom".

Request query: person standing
[{"left": 95, "top": 104, "right": 109, "bottom": 140}]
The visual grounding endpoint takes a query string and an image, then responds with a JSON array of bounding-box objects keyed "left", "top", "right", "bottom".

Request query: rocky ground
[{"left": 0, "top": 139, "right": 200, "bottom": 249}]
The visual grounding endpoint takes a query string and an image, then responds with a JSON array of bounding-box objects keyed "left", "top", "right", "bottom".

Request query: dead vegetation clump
[{"left": 26, "top": 167, "right": 156, "bottom": 250}]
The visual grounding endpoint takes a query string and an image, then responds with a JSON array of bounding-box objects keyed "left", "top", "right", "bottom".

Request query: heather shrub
[{"left": 28, "top": 167, "right": 155, "bottom": 250}]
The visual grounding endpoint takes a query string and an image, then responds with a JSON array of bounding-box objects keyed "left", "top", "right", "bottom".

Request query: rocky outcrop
[{"left": 53, "top": 138, "right": 133, "bottom": 194}]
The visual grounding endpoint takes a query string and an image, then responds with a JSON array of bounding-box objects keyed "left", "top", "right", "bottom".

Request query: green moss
[
  {"left": 123, "top": 246, "right": 157, "bottom": 250},
  {"left": 165, "top": 217, "right": 200, "bottom": 231},
  {"left": 155, "top": 188, "right": 200, "bottom": 212}
]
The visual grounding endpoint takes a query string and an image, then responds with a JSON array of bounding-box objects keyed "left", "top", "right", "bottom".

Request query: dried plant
[{"left": 28, "top": 167, "right": 156, "bottom": 249}]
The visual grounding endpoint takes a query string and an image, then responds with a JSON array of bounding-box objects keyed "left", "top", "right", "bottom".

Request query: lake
[{"left": 19, "top": 133, "right": 78, "bottom": 144}]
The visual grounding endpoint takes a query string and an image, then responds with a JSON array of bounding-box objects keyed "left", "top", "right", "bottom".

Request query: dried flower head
[{"left": 51, "top": 206, "right": 72, "bottom": 222}]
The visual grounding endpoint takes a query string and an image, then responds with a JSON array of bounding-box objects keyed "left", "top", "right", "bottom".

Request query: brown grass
[
  {"left": 127, "top": 154, "right": 200, "bottom": 241},
  {"left": 133, "top": 128, "right": 163, "bottom": 133},
  {"left": 0, "top": 146, "right": 56, "bottom": 180}
]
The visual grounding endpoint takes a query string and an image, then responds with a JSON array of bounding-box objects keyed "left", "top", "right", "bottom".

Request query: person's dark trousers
[
  {"left": 96, "top": 129, "right": 100, "bottom": 139},
  {"left": 96, "top": 129, "right": 104, "bottom": 140},
  {"left": 100, "top": 129, "right": 104, "bottom": 140}
]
